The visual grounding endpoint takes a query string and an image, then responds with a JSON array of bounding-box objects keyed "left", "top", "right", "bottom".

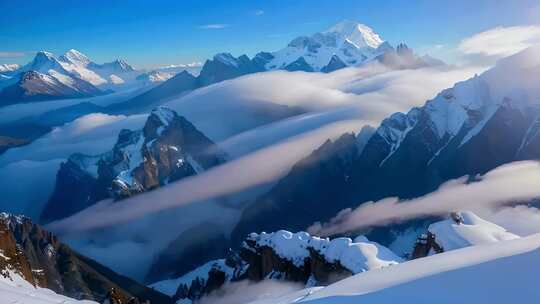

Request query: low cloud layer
[
  {"left": 308, "top": 161, "right": 540, "bottom": 236},
  {"left": 0, "top": 51, "right": 27, "bottom": 58},
  {"left": 47, "top": 119, "right": 363, "bottom": 234},
  {"left": 199, "top": 280, "right": 304, "bottom": 304}
]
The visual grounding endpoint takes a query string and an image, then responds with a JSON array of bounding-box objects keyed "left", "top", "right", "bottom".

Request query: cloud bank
[
  {"left": 308, "top": 161, "right": 540, "bottom": 236},
  {"left": 47, "top": 119, "right": 363, "bottom": 234},
  {"left": 458, "top": 25, "right": 540, "bottom": 63}
]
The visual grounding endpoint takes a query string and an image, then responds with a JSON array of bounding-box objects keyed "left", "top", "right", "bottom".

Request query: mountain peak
[
  {"left": 213, "top": 53, "right": 239, "bottom": 67},
  {"left": 61, "top": 49, "right": 91, "bottom": 66},
  {"left": 33, "top": 51, "right": 56, "bottom": 63},
  {"left": 324, "top": 20, "right": 384, "bottom": 49}
]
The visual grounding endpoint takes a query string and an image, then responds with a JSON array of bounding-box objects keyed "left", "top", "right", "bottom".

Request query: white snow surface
[
  {"left": 0, "top": 271, "right": 96, "bottom": 303},
  {"left": 428, "top": 211, "right": 519, "bottom": 251},
  {"left": 250, "top": 233, "right": 540, "bottom": 304},
  {"left": 246, "top": 231, "right": 403, "bottom": 273},
  {"left": 267, "top": 20, "right": 385, "bottom": 71},
  {"left": 0, "top": 63, "right": 20, "bottom": 72}
]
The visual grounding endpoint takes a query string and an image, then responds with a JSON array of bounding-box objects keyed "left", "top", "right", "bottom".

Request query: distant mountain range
[
  {"left": 0, "top": 49, "right": 192, "bottom": 107},
  {"left": 0, "top": 21, "right": 442, "bottom": 110},
  {"left": 110, "top": 20, "right": 443, "bottom": 114}
]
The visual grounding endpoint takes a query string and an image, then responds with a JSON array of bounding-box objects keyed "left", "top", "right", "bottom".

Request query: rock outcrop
[
  {"left": 41, "top": 107, "right": 226, "bottom": 223},
  {"left": 0, "top": 213, "right": 171, "bottom": 303},
  {"left": 150, "top": 231, "right": 401, "bottom": 303}
]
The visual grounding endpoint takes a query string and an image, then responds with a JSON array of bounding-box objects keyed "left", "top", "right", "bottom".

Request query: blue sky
[{"left": 1, "top": 0, "right": 539, "bottom": 68}]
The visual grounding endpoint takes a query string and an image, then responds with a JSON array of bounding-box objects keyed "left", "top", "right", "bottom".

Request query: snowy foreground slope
[
  {"left": 0, "top": 272, "right": 96, "bottom": 304},
  {"left": 253, "top": 233, "right": 540, "bottom": 304}
]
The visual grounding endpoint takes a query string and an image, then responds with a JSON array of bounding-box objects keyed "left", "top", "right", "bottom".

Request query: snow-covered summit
[
  {"left": 266, "top": 20, "right": 388, "bottom": 71},
  {"left": 323, "top": 20, "right": 384, "bottom": 49},
  {"left": 59, "top": 49, "right": 92, "bottom": 66}
]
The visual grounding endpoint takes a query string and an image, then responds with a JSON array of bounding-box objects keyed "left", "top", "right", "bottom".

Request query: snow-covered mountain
[
  {"left": 263, "top": 20, "right": 439, "bottom": 72},
  {"left": 266, "top": 20, "right": 386, "bottom": 71},
  {"left": 0, "top": 63, "right": 20, "bottom": 73},
  {"left": 40, "top": 107, "right": 226, "bottom": 223},
  {"left": 0, "top": 69, "right": 103, "bottom": 106},
  {"left": 0, "top": 50, "right": 153, "bottom": 106},
  {"left": 115, "top": 20, "right": 440, "bottom": 114},
  {"left": 231, "top": 46, "right": 540, "bottom": 248}
]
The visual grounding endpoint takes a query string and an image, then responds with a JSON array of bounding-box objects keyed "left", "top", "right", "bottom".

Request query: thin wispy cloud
[
  {"left": 458, "top": 25, "right": 540, "bottom": 63},
  {"left": 0, "top": 51, "right": 27, "bottom": 58},
  {"left": 254, "top": 9, "right": 265, "bottom": 16},
  {"left": 198, "top": 24, "right": 229, "bottom": 29},
  {"left": 308, "top": 161, "right": 540, "bottom": 236}
]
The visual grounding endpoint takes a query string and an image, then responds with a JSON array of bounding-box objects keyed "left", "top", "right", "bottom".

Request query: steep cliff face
[
  {"left": 0, "top": 213, "right": 171, "bottom": 303},
  {"left": 150, "top": 231, "right": 401, "bottom": 303},
  {"left": 41, "top": 107, "right": 226, "bottom": 223}
]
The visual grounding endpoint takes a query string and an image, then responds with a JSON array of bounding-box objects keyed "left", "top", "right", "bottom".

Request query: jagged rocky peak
[
  {"left": 198, "top": 52, "right": 263, "bottom": 86},
  {"left": 41, "top": 107, "right": 226, "bottom": 223},
  {"left": 32, "top": 50, "right": 56, "bottom": 63},
  {"left": 150, "top": 230, "right": 402, "bottom": 303},
  {"left": 213, "top": 53, "right": 241, "bottom": 67},
  {"left": 0, "top": 212, "right": 171, "bottom": 303},
  {"left": 26, "top": 51, "right": 65, "bottom": 73},
  {"left": 111, "top": 58, "right": 135, "bottom": 71}
]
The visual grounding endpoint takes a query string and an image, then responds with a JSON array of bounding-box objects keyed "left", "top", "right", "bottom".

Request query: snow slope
[
  {"left": 252, "top": 233, "right": 540, "bottom": 304},
  {"left": 429, "top": 211, "right": 519, "bottom": 251},
  {"left": 0, "top": 271, "right": 96, "bottom": 304}
]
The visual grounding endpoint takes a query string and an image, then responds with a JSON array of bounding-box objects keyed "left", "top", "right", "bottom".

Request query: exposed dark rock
[
  {"left": 145, "top": 223, "right": 230, "bottom": 283},
  {"left": 41, "top": 107, "right": 226, "bottom": 223},
  {"left": 284, "top": 57, "right": 315, "bottom": 72},
  {"left": 411, "top": 232, "right": 444, "bottom": 259},
  {"left": 0, "top": 213, "right": 172, "bottom": 303},
  {"left": 321, "top": 55, "right": 347, "bottom": 73}
]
